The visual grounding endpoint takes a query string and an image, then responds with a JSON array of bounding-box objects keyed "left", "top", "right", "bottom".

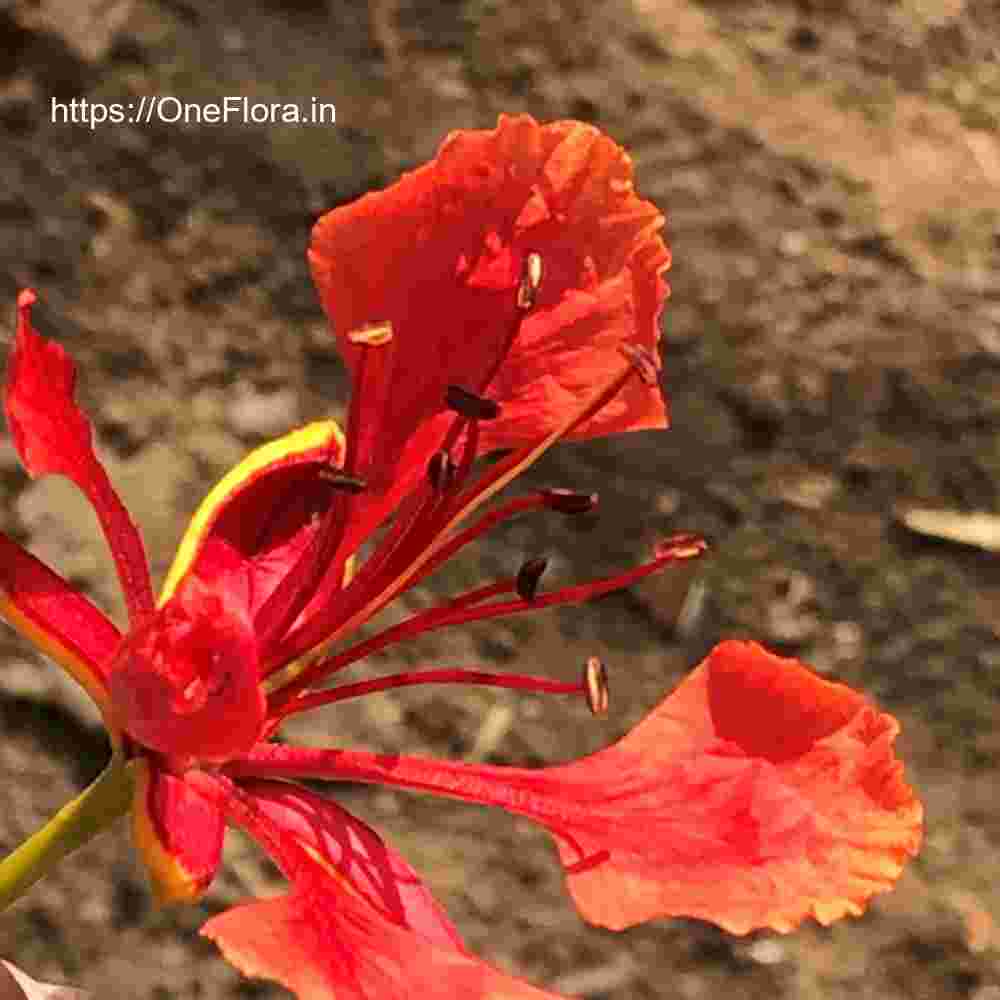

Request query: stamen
[
  {"left": 400, "top": 493, "right": 567, "bottom": 592},
  {"left": 274, "top": 666, "right": 583, "bottom": 718},
  {"left": 541, "top": 488, "right": 600, "bottom": 515},
  {"left": 445, "top": 385, "right": 502, "bottom": 421},
  {"left": 454, "top": 418, "right": 481, "bottom": 485},
  {"left": 444, "top": 579, "right": 519, "bottom": 611},
  {"left": 618, "top": 343, "right": 659, "bottom": 386},
  {"left": 268, "top": 531, "right": 706, "bottom": 712},
  {"left": 269, "top": 354, "right": 660, "bottom": 683},
  {"left": 254, "top": 325, "right": 396, "bottom": 650},
  {"left": 583, "top": 656, "right": 609, "bottom": 717},
  {"left": 516, "top": 557, "right": 548, "bottom": 602},
  {"left": 516, "top": 252, "right": 544, "bottom": 310}
]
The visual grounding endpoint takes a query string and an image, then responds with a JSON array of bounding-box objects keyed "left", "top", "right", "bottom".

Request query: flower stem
[{"left": 0, "top": 753, "right": 134, "bottom": 910}]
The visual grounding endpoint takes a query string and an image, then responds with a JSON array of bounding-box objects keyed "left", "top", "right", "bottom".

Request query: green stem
[{"left": 0, "top": 753, "right": 134, "bottom": 910}]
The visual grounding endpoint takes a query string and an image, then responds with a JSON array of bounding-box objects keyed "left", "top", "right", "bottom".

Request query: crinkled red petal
[
  {"left": 309, "top": 114, "right": 669, "bottom": 491},
  {"left": 195, "top": 774, "right": 572, "bottom": 1000},
  {"left": 547, "top": 641, "right": 923, "bottom": 933},
  {"left": 131, "top": 760, "right": 225, "bottom": 905},
  {"left": 230, "top": 641, "right": 922, "bottom": 936},
  {"left": 5, "top": 291, "right": 154, "bottom": 623}
]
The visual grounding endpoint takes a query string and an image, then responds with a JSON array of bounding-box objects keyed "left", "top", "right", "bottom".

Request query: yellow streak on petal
[
  {"left": 0, "top": 593, "right": 116, "bottom": 737},
  {"left": 161, "top": 420, "right": 345, "bottom": 605},
  {"left": 131, "top": 758, "right": 203, "bottom": 906}
]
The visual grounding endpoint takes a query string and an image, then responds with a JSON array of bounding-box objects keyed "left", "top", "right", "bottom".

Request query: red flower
[{"left": 0, "top": 116, "right": 921, "bottom": 1000}]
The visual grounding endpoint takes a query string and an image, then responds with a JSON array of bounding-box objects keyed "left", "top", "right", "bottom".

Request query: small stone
[{"left": 779, "top": 230, "right": 809, "bottom": 257}]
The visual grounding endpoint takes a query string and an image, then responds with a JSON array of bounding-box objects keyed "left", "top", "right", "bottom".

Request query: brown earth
[{"left": 0, "top": 0, "right": 998, "bottom": 997}]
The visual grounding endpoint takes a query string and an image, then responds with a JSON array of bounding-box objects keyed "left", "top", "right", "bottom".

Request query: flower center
[{"left": 109, "top": 569, "right": 266, "bottom": 763}]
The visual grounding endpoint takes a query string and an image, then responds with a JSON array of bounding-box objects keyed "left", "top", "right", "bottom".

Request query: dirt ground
[{"left": 0, "top": 0, "right": 998, "bottom": 997}]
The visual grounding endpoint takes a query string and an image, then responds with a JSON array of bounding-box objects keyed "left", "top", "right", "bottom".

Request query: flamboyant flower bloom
[{"left": 0, "top": 116, "right": 922, "bottom": 999}]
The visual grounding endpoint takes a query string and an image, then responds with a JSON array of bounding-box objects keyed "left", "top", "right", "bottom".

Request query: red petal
[
  {"left": 161, "top": 420, "right": 347, "bottom": 621},
  {"left": 5, "top": 292, "right": 154, "bottom": 624},
  {"left": 484, "top": 270, "right": 666, "bottom": 445},
  {"left": 0, "top": 532, "right": 119, "bottom": 725},
  {"left": 196, "top": 775, "right": 572, "bottom": 1000},
  {"left": 237, "top": 780, "right": 465, "bottom": 949},
  {"left": 309, "top": 114, "right": 669, "bottom": 489},
  {"left": 546, "top": 641, "right": 923, "bottom": 932},
  {"left": 131, "top": 759, "right": 225, "bottom": 905},
  {"left": 232, "top": 641, "right": 922, "bottom": 936},
  {"left": 203, "top": 885, "right": 571, "bottom": 1000}
]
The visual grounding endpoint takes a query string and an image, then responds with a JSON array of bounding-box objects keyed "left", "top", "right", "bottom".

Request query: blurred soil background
[{"left": 0, "top": 0, "right": 999, "bottom": 996}]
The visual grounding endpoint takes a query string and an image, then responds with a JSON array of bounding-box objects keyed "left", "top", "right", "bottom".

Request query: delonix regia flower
[{"left": 0, "top": 115, "right": 922, "bottom": 999}]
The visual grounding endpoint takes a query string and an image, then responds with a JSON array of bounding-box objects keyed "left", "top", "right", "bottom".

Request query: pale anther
[
  {"left": 517, "top": 252, "right": 544, "bottom": 310},
  {"left": 347, "top": 321, "right": 394, "bottom": 346},
  {"left": 584, "top": 656, "right": 609, "bottom": 717}
]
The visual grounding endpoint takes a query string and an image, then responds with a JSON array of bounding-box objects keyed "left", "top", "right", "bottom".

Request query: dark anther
[
  {"left": 427, "top": 450, "right": 457, "bottom": 492},
  {"left": 517, "top": 252, "right": 544, "bottom": 310},
  {"left": 516, "top": 557, "right": 548, "bottom": 602},
  {"left": 445, "top": 385, "right": 502, "bottom": 421},
  {"left": 541, "top": 488, "right": 600, "bottom": 515},
  {"left": 583, "top": 656, "right": 609, "bottom": 717},
  {"left": 618, "top": 343, "right": 659, "bottom": 386},
  {"left": 317, "top": 470, "right": 368, "bottom": 493}
]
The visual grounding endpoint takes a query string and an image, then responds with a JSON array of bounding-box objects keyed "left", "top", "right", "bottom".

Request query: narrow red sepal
[{"left": 5, "top": 291, "right": 154, "bottom": 624}]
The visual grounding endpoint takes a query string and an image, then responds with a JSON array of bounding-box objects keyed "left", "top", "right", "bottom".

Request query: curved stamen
[{"left": 273, "top": 665, "right": 584, "bottom": 719}]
